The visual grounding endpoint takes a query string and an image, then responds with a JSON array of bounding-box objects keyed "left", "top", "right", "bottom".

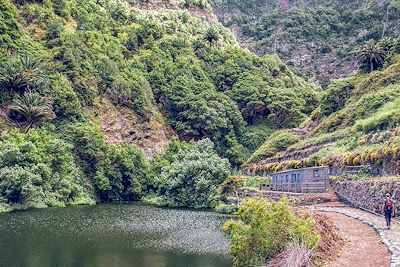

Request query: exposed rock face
[
  {"left": 209, "top": 0, "right": 400, "bottom": 86},
  {"left": 90, "top": 97, "right": 175, "bottom": 159}
]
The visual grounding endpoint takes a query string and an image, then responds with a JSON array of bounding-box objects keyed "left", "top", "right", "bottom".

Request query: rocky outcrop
[{"left": 89, "top": 97, "right": 175, "bottom": 159}]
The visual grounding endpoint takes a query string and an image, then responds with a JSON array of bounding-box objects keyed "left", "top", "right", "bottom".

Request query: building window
[
  {"left": 286, "top": 175, "right": 288, "bottom": 182},
  {"left": 313, "top": 170, "right": 319, "bottom": 178},
  {"left": 291, "top": 173, "right": 296, "bottom": 182}
]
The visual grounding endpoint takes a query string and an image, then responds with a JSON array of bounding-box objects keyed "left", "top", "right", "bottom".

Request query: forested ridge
[{"left": 0, "top": 0, "right": 320, "bottom": 211}]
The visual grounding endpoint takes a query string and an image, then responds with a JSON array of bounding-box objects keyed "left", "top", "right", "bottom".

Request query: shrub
[
  {"left": 154, "top": 139, "right": 231, "bottom": 209},
  {"left": 50, "top": 74, "right": 81, "bottom": 118},
  {"left": 95, "top": 144, "right": 150, "bottom": 202},
  {"left": 222, "top": 197, "right": 320, "bottom": 267},
  {"left": 0, "top": 129, "right": 92, "bottom": 208},
  {"left": 214, "top": 203, "right": 239, "bottom": 214},
  {"left": 0, "top": 54, "right": 49, "bottom": 98},
  {"left": 243, "top": 175, "right": 271, "bottom": 188},
  {"left": 320, "top": 80, "right": 354, "bottom": 116}
]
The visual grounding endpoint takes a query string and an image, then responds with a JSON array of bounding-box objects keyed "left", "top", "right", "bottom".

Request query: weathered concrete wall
[{"left": 333, "top": 178, "right": 400, "bottom": 215}]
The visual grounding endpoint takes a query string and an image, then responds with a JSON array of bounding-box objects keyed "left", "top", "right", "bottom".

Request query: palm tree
[
  {"left": 0, "top": 55, "right": 49, "bottom": 99},
  {"left": 356, "top": 41, "right": 386, "bottom": 73},
  {"left": 204, "top": 28, "right": 219, "bottom": 48},
  {"left": 7, "top": 91, "right": 55, "bottom": 131},
  {"left": 378, "top": 37, "right": 394, "bottom": 52}
]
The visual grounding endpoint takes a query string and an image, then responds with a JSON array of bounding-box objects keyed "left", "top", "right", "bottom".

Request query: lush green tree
[
  {"left": 94, "top": 144, "right": 150, "bottom": 202},
  {"left": 204, "top": 27, "right": 219, "bottom": 47},
  {"left": 356, "top": 41, "right": 386, "bottom": 72},
  {"left": 0, "top": 129, "right": 92, "bottom": 208},
  {"left": 154, "top": 139, "right": 231, "bottom": 208}
]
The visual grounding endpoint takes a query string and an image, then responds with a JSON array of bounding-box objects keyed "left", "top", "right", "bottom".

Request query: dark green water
[{"left": 0, "top": 204, "right": 232, "bottom": 267}]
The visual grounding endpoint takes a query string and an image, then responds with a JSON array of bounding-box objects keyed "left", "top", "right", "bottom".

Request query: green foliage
[
  {"left": 0, "top": 0, "right": 325, "bottom": 210},
  {"left": 214, "top": 202, "right": 239, "bottom": 214},
  {"left": 8, "top": 91, "right": 55, "bottom": 131},
  {"left": 356, "top": 41, "right": 387, "bottom": 73},
  {"left": 95, "top": 144, "right": 150, "bottom": 202},
  {"left": 210, "top": 0, "right": 400, "bottom": 84},
  {"left": 69, "top": 122, "right": 150, "bottom": 202},
  {"left": 204, "top": 27, "right": 219, "bottom": 47},
  {"left": 0, "top": 0, "right": 21, "bottom": 49},
  {"left": 107, "top": 71, "right": 152, "bottom": 117},
  {"left": 248, "top": 130, "right": 299, "bottom": 163},
  {"left": 0, "top": 129, "right": 92, "bottom": 208},
  {"left": 240, "top": 125, "right": 276, "bottom": 155},
  {"left": 0, "top": 54, "right": 49, "bottom": 98},
  {"left": 243, "top": 175, "right": 271, "bottom": 188},
  {"left": 154, "top": 139, "right": 231, "bottom": 209},
  {"left": 355, "top": 98, "right": 400, "bottom": 132},
  {"left": 320, "top": 79, "right": 354, "bottom": 116},
  {"left": 222, "top": 197, "right": 319, "bottom": 267},
  {"left": 50, "top": 74, "right": 81, "bottom": 118}
]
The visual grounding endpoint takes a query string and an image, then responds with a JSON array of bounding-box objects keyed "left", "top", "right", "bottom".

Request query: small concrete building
[{"left": 271, "top": 166, "right": 329, "bottom": 193}]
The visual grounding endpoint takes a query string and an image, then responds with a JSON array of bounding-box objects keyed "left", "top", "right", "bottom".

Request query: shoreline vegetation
[{"left": 0, "top": 0, "right": 400, "bottom": 266}]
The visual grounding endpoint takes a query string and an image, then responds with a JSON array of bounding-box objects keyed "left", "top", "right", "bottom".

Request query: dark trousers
[{"left": 385, "top": 210, "right": 392, "bottom": 227}]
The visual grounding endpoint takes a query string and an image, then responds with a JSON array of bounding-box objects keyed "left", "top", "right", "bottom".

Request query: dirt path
[{"left": 322, "top": 211, "right": 390, "bottom": 267}]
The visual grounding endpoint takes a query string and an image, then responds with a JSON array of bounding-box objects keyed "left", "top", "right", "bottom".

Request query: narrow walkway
[
  {"left": 317, "top": 205, "right": 400, "bottom": 267},
  {"left": 323, "top": 211, "right": 390, "bottom": 267}
]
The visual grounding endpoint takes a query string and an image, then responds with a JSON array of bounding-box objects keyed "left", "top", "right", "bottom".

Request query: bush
[
  {"left": 243, "top": 175, "right": 271, "bottom": 188},
  {"left": 154, "top": 139, "right": 231, "bottom": 209},
  {"left": 50, "top": 74, "right": 81, "bottom": 118},
  {"left": 0, "top": 129, "right": 92, "bottom": 208},
  {"left": 222, "top": 197, "right": 320, "bottom": 267},
  {"left": 214, "top": 203, "right": 239, "bottom": 214},
  {"left": 320, "top": 80, "right": 354, "bottom": 116},
  {"left": 95, "top": 144, "right": 150, "bottom": 202}
]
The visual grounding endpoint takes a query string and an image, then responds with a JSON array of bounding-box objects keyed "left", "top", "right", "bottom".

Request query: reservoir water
[{"left": 0, "top": 204, "right": 231, "bottom": 267}]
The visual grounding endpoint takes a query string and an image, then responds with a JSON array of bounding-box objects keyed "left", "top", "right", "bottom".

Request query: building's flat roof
[{"left": 271, "top": 166, "right": 329, "bottom": 175}]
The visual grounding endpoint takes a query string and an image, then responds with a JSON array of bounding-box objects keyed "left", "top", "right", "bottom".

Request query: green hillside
[
  {"left": 0, "top": 0, "right": 320, "bottom": 210},
  {"left": 210, "top": 0, "right": 400, "bottom": 85},
  {"left": 246, "top": 39, "right": 400, "bottom": 175}
]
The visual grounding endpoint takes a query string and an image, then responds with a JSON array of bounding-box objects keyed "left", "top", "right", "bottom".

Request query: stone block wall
[{"left": 333, "top": 178, "right": 400, "bottom": 214}]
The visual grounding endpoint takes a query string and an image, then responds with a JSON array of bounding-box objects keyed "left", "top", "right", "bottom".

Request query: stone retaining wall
[
  {"left": 333, "top": 178, "right": 400, "bottom": 215},
  {"left": 238, "top": 188, "right": 332, "bottom": 206}
]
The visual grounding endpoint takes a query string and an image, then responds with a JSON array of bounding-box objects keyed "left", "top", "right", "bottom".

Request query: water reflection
[{"left": 0, "top": 204, "right": 231, "bottom": 267}]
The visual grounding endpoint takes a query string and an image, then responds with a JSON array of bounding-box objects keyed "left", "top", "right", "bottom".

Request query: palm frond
[{"left": 8, "top": 91, "right": 55, "bottom": 131}]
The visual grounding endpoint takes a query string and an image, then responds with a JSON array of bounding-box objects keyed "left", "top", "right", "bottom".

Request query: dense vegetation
[
  {"left": 0, "top": 0, "right": 320, "bottom": 210},
  {"left": 223, "top": 197, "right": 319, "bottom": 266},
  {"left": 246, "top": 37, "right": 400, "bottom": 175},
  {"left": 210, "top": 0, "right": 400, "bottom": 85}
]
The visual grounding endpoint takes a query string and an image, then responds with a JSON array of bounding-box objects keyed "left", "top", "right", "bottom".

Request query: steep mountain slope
[
  {"left": 0, "top": 0, "right": 319, "bottom": 209},
  {"left": 245, "top": 43, "right": 400, "bottom": 175},
  {"left": 210, "top": 0, "right": 400, "bottom": 86}
]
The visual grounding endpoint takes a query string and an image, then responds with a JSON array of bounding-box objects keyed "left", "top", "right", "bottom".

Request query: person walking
[{"left": 382, "top": 193, "right": 395, "bottom": 229}]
